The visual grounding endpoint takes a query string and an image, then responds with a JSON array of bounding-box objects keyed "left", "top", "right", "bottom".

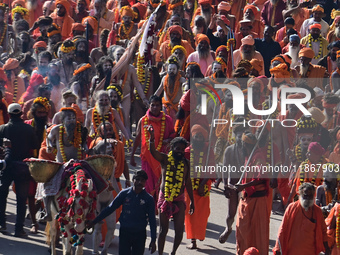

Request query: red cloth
[{"left": 157, "top": 190, "right": 185, "bottom": 219}]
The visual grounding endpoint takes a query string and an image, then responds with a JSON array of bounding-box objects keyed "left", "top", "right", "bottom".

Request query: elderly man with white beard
[
  {"left": 191, "top": 0, "right": 215, "bottom": 29},
  {"left": 233, "top": 35, "right": 264, "bottom": 72},
  {"left": 327, "top": 16, "right": 340, "bottom": 43},
  {"left": 187, "top": 34, "right": 215, "bottom": 75},
  {"left": 285, "top": 34, "right": 304, "bottom": 68},
  {"left": 273, "top": 182, "right": 330, "bottom": 255},
  {"left": 295, "top": 47, "right": 328, "bottom": 90},
  {"left": 85, "top": 90, "right": 132, "bottom": 142}
]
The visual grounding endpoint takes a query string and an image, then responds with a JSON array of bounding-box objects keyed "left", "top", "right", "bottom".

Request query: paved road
[{"left": 0, "top": 153, "right": 283, "bottom": 255}]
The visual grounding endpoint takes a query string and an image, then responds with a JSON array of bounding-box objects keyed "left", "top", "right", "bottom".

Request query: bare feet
[
  {"left": 186, "top": 240, "right": 198, "bottom": 249},
  {"left": 219, "top": 229, "right": 232, "bottom": 244}
]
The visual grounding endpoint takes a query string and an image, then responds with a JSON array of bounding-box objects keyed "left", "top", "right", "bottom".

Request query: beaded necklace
[
  {"left": 164, "top": 151, "right": 185, "bottom": 202},
  {"left": 118, "top": 21, "right": 133, "bottom": 40}
]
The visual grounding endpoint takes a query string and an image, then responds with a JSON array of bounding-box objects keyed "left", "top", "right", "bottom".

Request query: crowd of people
[{"left": 2, "top": 0, "right": 340, "bottom": 254}]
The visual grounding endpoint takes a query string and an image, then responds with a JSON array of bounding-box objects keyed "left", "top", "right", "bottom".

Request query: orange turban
[
  {"left": 0, "top": 68, "right": 7, "bottom": 81},
  {"left": 309, "top": 23, "right": 322, "bottom": 30},
  {"left": 244, "top": 247, "right": 260, "bottom": 255},
  {"left": 191, "top": 124, "right": 208, "bottom": 141},
  {"left": 132, "top": 2, "right": 147, "bottom": 19},
  {"left": 33, "top": 41, "right": 47, "bottom": 49},
  {"left": 55, "top": 0, "right": 70, "bottom": 13},
  {"left": 282, "top": 54, "right": 292, "bottom": 66},
  {"left": 3, "top": 58, "right": 19, "bottom": 71},
  {"left": 243, "top": 4, "right": 258, "bottom": 16},
  {"left": 250, "top": 59, "right": 263, "bottom": 72},
  {"left": 196, "top": 34, "right": 210, "bottom": 46},
  {"left": 168, "top": 25, "right": 183, "bottom": 36},
  {"left": 269, "top": 63, "right": 290, "bottom": 83},
  {"left": 198, "top": 0, "right": 212, "bottom": 4},
  {"left": 82, "top": 16, "right": 98, "bottom": 34},
  {"left": 120, "top": 5, "right": 137, "bottom": 18},
  {"left": 298, "top": 47, "right": 315, "bottom": 59},
  {"left": 241, "top": 35, "right": 255, "bottom": 46},
  {"left": 217, "top": 1, "right": 231, "bottom": 12},
  {"left": 72, "top": 23, "right": 85, "bottom": 32}
]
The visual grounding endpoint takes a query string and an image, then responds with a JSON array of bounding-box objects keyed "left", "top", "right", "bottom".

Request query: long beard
[
  {"left": 27, "top": 0, "right": 37, "bottom": 10},
  {"left": 111, "top": 100, "right": 118, "bottom": 108},
  {"left": 172, "top": 151, "right": 184, "bottom": 161},
  {"left": 198, "top": 47, "right": 210, "bottom": 59},
  {"left": 288, "top": 46, "right": 299, "bottom": 67},
  {"left": 271, "top": 0, "right": 279, "bottom": 5},
  {"left": 192, "top": 140, "right": 204, "bottom": 149},
  {"left": 202, "top": 8, "right": 211, "bottom": 26},
  {"left": 22, "top": 42, "right": 29, "bottom": 53},
  {"left": 65, "top": 123, "right": 76, "bottom": 138},
  {"left": 335, "top": 27, "right": 340, "bottom": 38},
  {"left": 96, "top": 104, "right": 110, "bottom": 116},
  {"left": 76, "top": 51, "right": 86, "bottom": 57},
  {"left": 300, "top": 64, "right": 309, "bottom": 76},
  {"left": 299, "top": 197, "right": 314, "bottom": 211},
  {"left": 35, "top": 117, "right": 47, "bottom": 141}
]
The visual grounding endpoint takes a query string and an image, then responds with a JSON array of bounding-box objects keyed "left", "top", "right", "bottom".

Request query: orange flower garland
[
  {"left": 59, "top": 122, "right": 82, "bottom": 162},
  {"left": 0, "top": 23, "right": 7, "bottom": 46},
  {"left": 118, "top": 21, "right": 134, "bottom": 40},
  {"left": 144, "top": 112, "right": 166, "bottom": 151},
  {"left": 73, "top": 63, "right": 91, "bottom": 76},
  {"left": 33, "top": 97, "right": 51, "bottom": 111},
  {"left": 163, "top": 73, "right": 181, "bottom": 103}
]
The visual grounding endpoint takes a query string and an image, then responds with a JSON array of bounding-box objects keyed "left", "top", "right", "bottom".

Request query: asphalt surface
[{"left": 0, "top": 153, "right": 284, "bottom": 255}]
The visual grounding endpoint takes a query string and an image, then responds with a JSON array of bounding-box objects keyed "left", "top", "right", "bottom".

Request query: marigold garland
[
  {"left": 144, "top": 111, "right": 166, "bottom": 151},
  {"left": 299, "top": 156, "right": 325, "bottom": 185},
  {"left": 164, "top": 151, "right": 185, "bottom": 202},
  {"left": 12, "top": 6, "right": 29, "bottom": 21},
  {"left": 73, "top": 63, "right": 91, "bottom": 76},
  {"left": 190, "top": 148, "right": 209, "bottom": 196},
  {"left": 136, "top": 55, "right": 151, "bottom": 100},
  {"left": 107, "top": 85, "right": 123, "bottom": 101},
  {"left": 308, "top": 34, "right": 323, "bottom": 59},
  {"left": 60, "top": 45, "right": 76, "bottom": 53},
  {"left": 118, "top": 21, "right": 134, "bottom": 40},
  {"left": 59, "top": 122, "right": 82, "bottom": 162},
  {"left": 226, "top": 38, "right": 236, "bottom": 52},
  {"left": 33, "top": 97, "right": 51, "bottom": 111},
  {"left": 163, "top": 73, "right": 181, "bottom": 103},
  {"left": 295, "top": 144, "right": 303, "bottom": 164}
]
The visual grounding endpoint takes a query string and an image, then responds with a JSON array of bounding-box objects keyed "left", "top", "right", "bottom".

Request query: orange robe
[
  {"left": 141, "top": 110, "right": 175, "bottom": 194},
  {"left": 50, "top": 12, "right": 75, "bottom": 40},
  {"left": 236, "top": 149, "right": 270, "bottom": 255},
  {"left": 325, "top": 202, "right": 340, "bottom": 255},
  {"left": 295, "top": 158, "right": 328, "bottom": 193},
  {"left": 273, "top": 201, "right": 328, "bottom": 255},
  {"left": 184, "top": 145, "right": 214, "bottom": 240},
  {"left": 300, "top": 64, "right": 326, "bottom": 91}
]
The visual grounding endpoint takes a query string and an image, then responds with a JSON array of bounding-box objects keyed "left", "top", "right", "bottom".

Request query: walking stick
[
  {"left": 235, "top": 113, "right": 274, "bottom": 186},
  {"left": 205, "top": 95, "right": 217, "bottom": 175}
]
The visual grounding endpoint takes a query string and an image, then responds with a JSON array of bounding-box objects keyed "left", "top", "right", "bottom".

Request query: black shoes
[{"left": 14, "top": 230, "right": 27, "bottom": 238}]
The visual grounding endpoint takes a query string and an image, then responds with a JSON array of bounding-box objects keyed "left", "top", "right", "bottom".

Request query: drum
[
  {"left": 85, "top": 155, "right": 116, "bottom": 180},
  {"left": 24, "top": 158, "right": 63, "bottom": 183}
]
